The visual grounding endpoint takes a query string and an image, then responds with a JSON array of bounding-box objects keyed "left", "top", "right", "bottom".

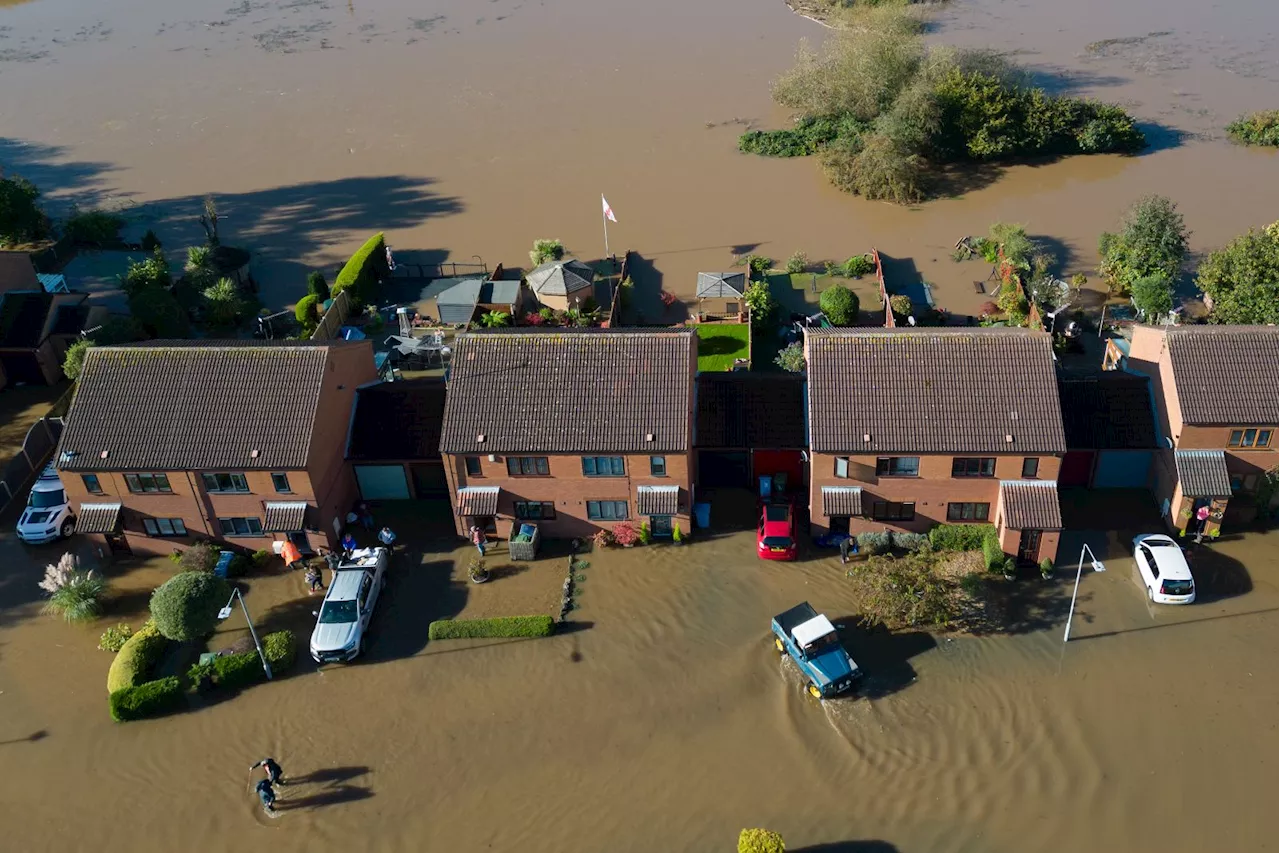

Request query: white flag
[{"left": 601, "top": 195, "right": 618, "bottom": 223}]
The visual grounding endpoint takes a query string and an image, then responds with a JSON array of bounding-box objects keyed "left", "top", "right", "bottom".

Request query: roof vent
[
  {"left": 476, "top": 434, "right": 486, "bottom": 443},
  {"left": 645, "top": 433, "right": 654, "bottom": 442},
  {"left": 1005, "top": 434, "right": 1014, "bottom": 443},
  {"left": 250, "top": 449, "right": 260, "bottom": 459},
  {"left": 862, "top": 434, "right": 871, "bottom": 443},
  {"left": 99, "top": 450, "right": 109, "bottom": 459}
]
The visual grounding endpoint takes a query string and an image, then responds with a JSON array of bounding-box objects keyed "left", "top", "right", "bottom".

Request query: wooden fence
[
  {"left": 604, "top": 250, "right": 633, "bottom": 328},
  {"left": 0, "top": 417, "right": 66, "bottom": 514},
  {"left": 873, "top": 249, "right": 895, "bottom": 328},
  {"left": 312, "top": 289, "right": 353, "bottom": 341}
]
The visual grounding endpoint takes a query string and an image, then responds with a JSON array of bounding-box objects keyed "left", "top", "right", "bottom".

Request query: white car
[
  {"left": 309, "top": 547, "right": 389, "bottom": 663},
  {"left": 1133, "top": 534, "right": 1196, "bottom": 604},
  {"left": 16, "top": 465, "right": 75, "bottom": 545}
]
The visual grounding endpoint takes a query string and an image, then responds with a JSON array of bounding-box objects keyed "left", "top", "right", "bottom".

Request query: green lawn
[{"left": 696, "top": 324, "right": 750, "bottom": 371}]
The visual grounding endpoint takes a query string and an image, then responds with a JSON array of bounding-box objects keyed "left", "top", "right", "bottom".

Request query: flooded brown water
[
  {"left": 0, "top": 493, "right": 1276, "bottom": 852},
  {"left": 0, "top": 0, "right": 1275, "bottom": 314}
]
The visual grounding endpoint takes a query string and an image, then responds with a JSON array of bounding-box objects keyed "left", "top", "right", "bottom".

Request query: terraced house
[
  {"left": 55, "top": 340, "right": 376, "bottom": 556},
  {"left": 1126, "top": 324, "right": 1279, "bottom": 536},
  {"left": 804, "top": 328, "right": 1067, "bottom": 564},
  {"left": 439, "top": 328, "right": 696, "bottom": 539}
]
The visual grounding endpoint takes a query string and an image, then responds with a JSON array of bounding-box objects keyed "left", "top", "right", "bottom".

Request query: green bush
[
  {"left": 427, "top": 616, "right": 556, "bottom": 640},
  {"left": 227, "top": 554, "right": 252, "bottom": 578},
  {"left": 332, "top": 232, "right": 388, "bottom": 304},
  {"left": 295, "top": 293, "right": 321, "bottom": 329},
  {"left": 179, "top": 541, "right": 218, "bottom": 574},
  {"left": 1226, "top": 110, "right": 1279, "bottom": 147},
  {"left": 62, "top": 208, "right": 125, "bottom": 246},
  {"left": 201, "top": 277, "right": 243, "bottom": 327},
  {"left": 888, "top": 294, "right": 913, "bottom": 316},
  {"left": 122, "top": 248, "right": 172, "bottom": 295},
  {"left": 738, "top": 828, "right": 786, "bottom": 853},
  {"left": 214, "top": 649, "right": 267, "bottom": 688},
  {"left": 106, "top": 621, "right": 169, "bottom": 693},
  {"left": 842, "top": 254, "right": 874, "bottom": 277},
  {"left": 928, "top": 524, "right": 995, "bottom": 551},
  {"left": 774, "top": 341, "right": 805, "bottom": 373},
  {"left": 819, "top": 284, "right": 860, "bottom": 325},
  {"left": 982, "top": 533, "right": 1005, "bottom": 572},
  {"left": 130, "top": 286, "right": 190, "bottom": 339},
  {"left": 0, "top": 174, "right": 48, "bottom": 246},
  {"left": 1098, "top": 195, "right": 1189, "bottom": 295},
  {"left": 738, "top": 114, "right": 868, "bottom": 157},
  {"left": 109, "top": 676, "right": 185, "bottom": 722},
  {"left": 892, "top": 531, "right": 930, "bottom": 552},
  {"left": 306, "top": 270, "right": 330, "bottom": 300},
  {"left": 149, "top": 572, "right": 230, "bottom": 642},
  {"left": 856, "top": 530, "right": 891, "bottom": 555},
  {"left": 1039, "top": 557, "right": 1055, "bottom": 577},
  {"left": 785, "top": 251, "right": 808, "bottom": 274},
  {"left": 98, "top": 623, "right": 133, "bottom": 653},
  {"left": 1131, "top": 272, "right": 1174, "bottom": 319},
  {"left": 742, "top": 280, "right": 777, "bottom": 328},
  {"left": 263, "top": 630, "right": 297, "bottom": 672},
  {"left": 251, "top": 549, "right": 273, "bottom": 570},
  {"left": 853, "top": 553, "right": 956, "bottom": 629},
  {"left": 62, "top": 338, "right": 94, "bottom": 381},
  {"left": 1196, "top": 222, "right": 1279, "bottom": 326},
  {"left": 745, "top": 254, "right": 773, "bottom": 275},
  {"left": 530, "top": 238, "right": 565, "bottom": 267}
]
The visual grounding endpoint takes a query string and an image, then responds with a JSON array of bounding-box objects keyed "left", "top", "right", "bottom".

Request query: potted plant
[
  {"left": 1002, "top": 557, "right": 1017, "bottom": 581},
  {"left": 612, "top": 523, "right": 639, "bottom": 548},
  {"left": 468, "top": 556, "right": 490, "bottom": 584},
  {"left": 672, "top": 524, "right": 684, "bottom": 546},
  {"left": 1039, "top": 558, "right": 1054, "bottom": 580},
  {"left": 638, "top": 521, "right": 652, "bottom": 545},
  {"left": 592, "top": 529, "right": 614, "bottom": 549}
]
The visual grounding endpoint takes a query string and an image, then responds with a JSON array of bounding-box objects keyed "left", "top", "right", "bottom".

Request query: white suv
[
  {"left": 309, "top": 547, "right": 389, "bottom": 663},
  {"left": 16, "top": 465, "right": 75, "bottom": 545}
]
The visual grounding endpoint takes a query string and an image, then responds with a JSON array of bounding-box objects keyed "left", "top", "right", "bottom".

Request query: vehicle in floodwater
[
  {"left": 772, "top": 601, "right": 862, "bottom": 699},
  {"left": 309, "top": 547, "right": 389, "bottom": 663},
  {"left": 1133, "top": 534, "right": 1197, "bottom": 604}
]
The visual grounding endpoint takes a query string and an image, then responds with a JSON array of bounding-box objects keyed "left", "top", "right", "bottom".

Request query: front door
[
  {"left": 650, "top": 515, "right": 672, "bottom": 537},
  {"left": 470, "top": 515, "right": 497, "bottom": 535},
  {"left": 1017, "top": 529, "right": 1041, "bottom": 564},
  {"left": 105, "top": 533, "right": 132, "bottom": 556}
]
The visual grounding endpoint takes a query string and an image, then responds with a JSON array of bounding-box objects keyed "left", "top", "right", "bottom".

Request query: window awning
[
  {"left": 821, "top": 486, "right": 862, "bottom": 517},
  {"left": 1175, "top": 450, "right": 1233, "bottom": 498},
  {"left": 998, "top": 481, "right": 1063, "bottom": 530},
  {"left": 263, "top": 501, "right": 309, "bottom": 532},
  {"left": 77, "top": 502, "right": 122, "bottom": 534},
  {"left": 636, "top": 485, "right": 680, "bottom": 516},
  {"left": 456, "top": 486, "right": 500, "bottom": 517}
]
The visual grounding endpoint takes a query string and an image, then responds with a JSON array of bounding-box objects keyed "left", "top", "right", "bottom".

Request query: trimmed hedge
[
  {"left": 214, "top": 649, "right": 266, "bottom": 688},
  {"left": 892, "top": 531, "right": 930, "bottom": 552},
  {"left": 106, "top": 621, "right": 168, "bottom": 694},
  {"left": 982, "top": 532, "right": 1006, "bottom": 572},
  {"left": 332, "top": 232, "right": 387, "bottom": 304},
  {"left": 192, "top": 630, "right": 298, "bottom": 692},
  {"left": 856, "top": 530, "right": 891, "bottom": 556},
  {"left": 109, "top": 676, "right": 185, "bottom": 722},
  {"left": 264, "top": 630, "right": 297, "bottom": 671},
  {"left": 428, "top": 616, "right": 556, "bottom": 640},
  {"left": 149, "top": 571, "right": 230, "bottom": 642},
  {"left": 928, "top": 523, "right": 996, "bottom": 552}
]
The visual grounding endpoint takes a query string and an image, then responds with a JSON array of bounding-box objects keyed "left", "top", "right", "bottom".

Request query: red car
[{"left": 757, "top": 503, "right": 797, "bottom": 561}]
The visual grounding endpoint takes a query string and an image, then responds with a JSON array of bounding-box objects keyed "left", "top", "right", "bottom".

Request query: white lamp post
[
  {"left": 218, "top": 587, "right": 273, "bottom": 680},
  {"left": 1063, "top": 543, "right": 1107, "bottom": 643}
]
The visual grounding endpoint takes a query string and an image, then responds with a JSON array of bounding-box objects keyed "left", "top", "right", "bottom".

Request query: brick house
[
  {"left": 439, "top": 328, "right": 696, "bottom": 539},
  {"left": 1125, "top": 324, "right": 1279, "bottom": 536},
  {"left": 346, "top": 377, "right": 449, "bottom": 499},
  {"left": 804, "top": 328, "right": 1066, "bottom": 564},
  {"left": 56, "top": 340, "right": 377, "bottom": 556}
]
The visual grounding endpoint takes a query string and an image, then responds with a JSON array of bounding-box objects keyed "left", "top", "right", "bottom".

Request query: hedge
[
  {"left": 106, "top": 621, "right": 169, "bottom": 694},
  {"left": 428, "top": 616, "right": 556, "bottom": 640},
  {"left": 332, "top": 232, "right": 387, "bottom": 304},
  {"left": 928, "top": 523, "right": 997, "bottom": 552},
  {"left": 855, "top": 530, "right": 891, "bottom": 555},
  {"left": 982, "top": 532, "right": 1005, "bottom": 572},
  {"left": 149, "top": 571, "right": 230, "bottom": 642},
  {"left": 264, "top": 630, "right": 297, "bottom": 671},
  {"left": 192, "top": 630, "right": 298, "bottom": 692},
  {"left": 109, "top": 676, "right": 185, "bottom": 722}
]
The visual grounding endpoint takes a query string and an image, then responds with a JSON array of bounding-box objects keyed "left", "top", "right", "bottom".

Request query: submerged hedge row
[
  {"left": 428, "top": 616, "right": 556, "bottom": 640},
  {"left": 106, "top": 621, "right": 168, "bottom": 694}
]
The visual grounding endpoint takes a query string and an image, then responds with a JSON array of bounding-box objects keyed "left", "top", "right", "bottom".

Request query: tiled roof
[
  {"left": 456, "top": 486, "right": 500, "bottom": 516},
  {"left": 57, "top": 342, "right": 353, "bottom": 472},
  {"left": 263, "top": 501, "right": 309, "bottom": 532},
  {"left": 696, "top": 272, "right": 746, "bottom": 299},
  {"left": 1175, "top": 450, "right": 1233, "bottom": 498},
  {"left": 526, "top": 260, "right": 594, "bottom": 296},
  {"left": 1057, "top": 373, "right": 1158, "bottom": 450},
  {"left": 805, "top": 328, "right": 1066, "bottom": 454},
  {"left": 821, "top": 486, "right": 862, "bottom": 517},
  {"left": 0, "top": 291, "right": 52, "bottom": 348},
  {"left": 999, "top": 481, "right": 1063, "bottom": 530},
  {"left": 347, "top": 378, "right": 447, "bottom": 461},
  {"left": 440, "top": 329, "right": 695, "bottom": 454},
  {"left": 76, "top": 502, "right": 122, "bottom": 534},
  {"left": 1164, "top": 326, "right": 1279, "bottom": 425},
  {"left": 695, "top": 373, "right": 806, "bottom": 449},
  {"left": 636, "top": 485, "right": 680, "bottom": 516}
]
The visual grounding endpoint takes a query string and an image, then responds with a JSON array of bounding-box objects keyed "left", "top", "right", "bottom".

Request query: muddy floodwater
[
  {"left": 0, "top": 494, "right": 1276, "bottom": 852},
  {"left": 0, "top": 0, "right": 1276, "bottom": 311}
]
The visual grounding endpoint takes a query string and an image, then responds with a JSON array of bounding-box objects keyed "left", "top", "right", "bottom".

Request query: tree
[
  {"left": 819, "top": 284, "right": 860, "bottom": 325},
  {"left": 62, "top": 339, "right": 94, "bottom": 380},
  {"left": 0, "top": 174, "right": 48, "bottom": 246},
  {"left": 742, "top": 280, "right": 776, "bottom": 328},
  {"left": 149, "top": 571, "right": 229, "bottom": 642},
  {"left": 775, "top": 342, "right": 805, "bottom": 373},
  {"left": 202, "top": 277, "right": 243, "bottom": 327},
  {"left": 295, "top": 294, "right": 321, "bottom": 333},
  {"left": 1196, "top": 222, "right": 1279, "bottom": 325},
  {"left": 306, "top": 270, "right": 330, "bottom": 301},
  {"left": 1131, "top": 273, "right": 1174, "bottom": 319},
  {"left": 785, "top": 251, "right": 808, "bottom": 274},
  {"left": 529, "top": 239, "right": 564, "bottom": 267},
  {"left": 1099, "top": 195, "right": 1189, "bottom": 294}
]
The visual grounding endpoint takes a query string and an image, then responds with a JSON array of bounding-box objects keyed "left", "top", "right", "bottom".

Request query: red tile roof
[{"left": 1163, "top": 326, "right": 1278, "bottom": 425}]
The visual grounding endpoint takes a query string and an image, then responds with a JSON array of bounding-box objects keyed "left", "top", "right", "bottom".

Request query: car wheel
[
  {"left": 774, "top": 637, "right": 785, "bottom": 653},
  {"left": 807, "top": 684, "right": 822, "bottom": 700},
  {"left": 1147, "top": 585, "right": 1155, "bottom": 602},
  {"left": 60, "top": 518, "right": 75, "bottom": 539}
]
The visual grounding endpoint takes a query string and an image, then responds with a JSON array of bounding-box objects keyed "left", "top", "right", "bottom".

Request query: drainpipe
[{"left": 185, "top": 471, "right": 213, "bottom": 537}]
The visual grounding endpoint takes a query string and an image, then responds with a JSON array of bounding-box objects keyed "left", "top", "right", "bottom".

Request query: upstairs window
[
  {"left": 1229, "top": 429, "right": 1272, "bottom": 448},
  {"left": 876, "top": 457, "right": 919, "bottom": 477},
  {"left": 125, "top": 473, "right": 172, "bottom": 494},
  {"left": 202, "top": 472, "right": 249, "bottom": 493},
  {"left": 506, "top": 457, "right": 550, "bottom": 477},
  {"left": 271, "top": 473, "right": 292, "bottom": 493},
  {"left": 582, "top": 456, "right": 625, "bottom": 477},
  {"left": 951, "top": 457, "right": 995, "bottom": 478}
]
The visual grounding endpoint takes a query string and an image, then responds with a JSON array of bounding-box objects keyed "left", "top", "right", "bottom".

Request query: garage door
[
  {"left": 410, "top": 463, "right": 449, "bottom": 498},
  {"left": 1093, "top": 450, "right": 1153, "bottom": 489},
  {"left": 1059, "top": 451, "right": 1094, "bottom": 487},
  {"left": 354, "top": 464, "right": 411, "bottom": 500},
  {"left": 697, "top": 451, "right": 750, "bottom": 488}
]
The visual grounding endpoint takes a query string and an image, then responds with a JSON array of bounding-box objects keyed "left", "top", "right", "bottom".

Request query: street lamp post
[
  {"left": 218, "top": 588, "right": 273, "bottom": 680},
  {"left": 1063, "top": 543, "right": 1107, "bottom": 643}
]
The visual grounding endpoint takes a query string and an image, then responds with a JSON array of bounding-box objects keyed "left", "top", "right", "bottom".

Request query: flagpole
[{"left": 602, "top": 207, "right": 610, "bottom": 259}]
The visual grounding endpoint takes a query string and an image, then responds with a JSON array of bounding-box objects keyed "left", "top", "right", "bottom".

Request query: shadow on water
[
  {"left": 278, "top": 784, "right": 373, "bottom": 811},
  {"left": 287, "top": 765, "right": 369, "bottom": 785},
  {"left": 485, "top": 563, "right": 529, "bottom": 582},
  {"left": 793, "top": 842, "right": 901, "bottom": 853},
  {"left": 618, "top": 251, "right": 665, "bottom": 323},
  {"left": 1068, "top": 606, "right": 1279, "bottom": 643},
  {"left": 368, "top": 557, "right": 466, "bottom": 662},
  {"left": 1184, "top": 540, "right": 1254, "bottom": 602},
  {"left": 0, "top": 729, "right": 49, "bottom": 746},
  {"left": 832, "top": 619, "right": 935, "bottom": 699}
]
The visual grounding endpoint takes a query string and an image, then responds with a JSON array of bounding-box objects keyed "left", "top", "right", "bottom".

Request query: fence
[
  {"left": 605, "top": 250, "right": 633, "bottom": 328},
  {"left": 0, "top": 417, "right": 66, "bottom": 514},
  {"left": 311, "top": 289, "right": 353, "bottom": 342},
  {"left": 873, "top": 249, "right": 895, "bottom": 328},
  {"left": 388, "top": 261, "right": 489, "bottom": 280}
]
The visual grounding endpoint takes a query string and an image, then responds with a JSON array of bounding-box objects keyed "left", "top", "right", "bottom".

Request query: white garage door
[{"left": 354, "top": 465, "right": 411, "bottom": 500}]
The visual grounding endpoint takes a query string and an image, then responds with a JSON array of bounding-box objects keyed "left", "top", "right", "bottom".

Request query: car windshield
[
  {"left": 1146, "top": 539, "right": 1179, "bottom": 548},
  {"left": 319, "top": 600, "right": 357, "bottom": 624},
  {"left": 1162, "top": 579, "right": 1194, "bottom": 595},
  {"left": 29, "top": 489, "right": 65, "bottom": 508},
  {"left": 802, "top": 632, "right": 838, "bottom": 657},
  {"left": 763, "top": 536, "right": 793, "bottom": 549},
  {"left": 764, "top": 505, "right": 790, "bottom": 523}
]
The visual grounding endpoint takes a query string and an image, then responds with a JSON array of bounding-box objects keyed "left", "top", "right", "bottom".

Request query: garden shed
[
  {"left": 435, "top": 279, "right": 524, "bottom": 326},
  {"left": 526, "top": 259, "right": 595, "bottom": 311},
  {"left": 695, "top": 272, "right": 747, "bottom": 321}
]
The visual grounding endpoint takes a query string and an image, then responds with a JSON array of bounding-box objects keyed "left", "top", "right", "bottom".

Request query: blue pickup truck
[{"left": 772, "top": 601, "right": 862, "bottom": 699}]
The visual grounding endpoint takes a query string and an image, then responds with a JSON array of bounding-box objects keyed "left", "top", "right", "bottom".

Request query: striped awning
[
  {"left": 998, "top": 481, "right": 1063, "bottom": 530},
  {"left": 456, "top": 486, "right": 500, "bottom": 517},
  {"left": 821, "top": 486, "right": 862, "bottom": 517},
  {"left": 77, "top": 502, "right": 122, "bottom": 534},
  {"left": 636, "top": 485, "right": 680, "bottom": 516},
  {"left": 263, "top": 501, "right": 309, "bottom": 532},
  {"left": 1175, "top": 450, "right": 1233, "bottom": 498}
]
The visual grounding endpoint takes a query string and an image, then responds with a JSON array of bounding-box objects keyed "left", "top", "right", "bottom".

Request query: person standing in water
[
  {"left": 250, "top": 757, "right": 285, "bottom": 786},
  {"left": 255, "top": 778, "right": 277, "bottom": 815}
]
